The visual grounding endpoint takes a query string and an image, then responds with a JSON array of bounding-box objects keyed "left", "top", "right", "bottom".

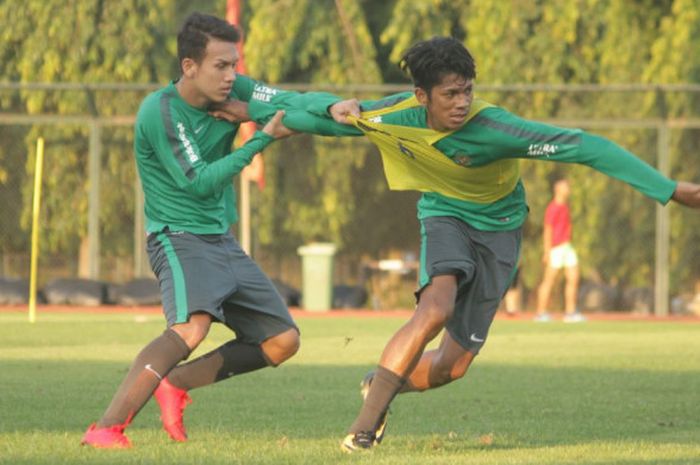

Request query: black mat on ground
[
  {"left": 272, "top": 279, "right": 301, "bottom": 307},
  {"left": 333, "top": 285, "right": 368, "bottom": 309},
  {"left": 621, "top": 287, "right": 653, "bottom": 314},
  {"left": 0, "top": 277, "right": 37, "bottom": 305},
  {"left": 43, "top": 278, "right": 106, "bottom": 306},
  {"left": 578, "top": 281, "right": 619, "bottom": 312},
  {"left": 113, "top": 278, "right": 161, "bottom": 306}
]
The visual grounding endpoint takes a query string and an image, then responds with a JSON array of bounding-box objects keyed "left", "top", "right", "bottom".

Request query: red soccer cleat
[
  {"left": 153, "top": 377, "right": 192, "bottom": 442},
  {"left": 81, "top": 423, "right": 132, "bottom": 449}
]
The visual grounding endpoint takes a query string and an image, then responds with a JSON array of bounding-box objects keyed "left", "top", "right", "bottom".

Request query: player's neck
[
  {"left": 175, "top": 78, "right": 210, "bottom": 109},
  {"left": 425, "top": 114, "right": 450, "bottom": 132}
]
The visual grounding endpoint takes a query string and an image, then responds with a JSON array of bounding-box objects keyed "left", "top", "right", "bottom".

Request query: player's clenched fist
[{"left": 329, "top": 98, "right": 361, "bottom": 124}]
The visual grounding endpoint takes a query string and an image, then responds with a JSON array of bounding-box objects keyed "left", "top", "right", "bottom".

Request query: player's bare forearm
[
  {"left": 209, "top": 100, "right": 250, "bottom": 123},
  {"left": 671, "top": 181, "right": 700, "bottom": 208}
]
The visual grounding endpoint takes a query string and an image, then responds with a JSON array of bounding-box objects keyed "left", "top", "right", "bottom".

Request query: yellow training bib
[{"left": 350, "top": 96, "right": 519, "bottom": 204}]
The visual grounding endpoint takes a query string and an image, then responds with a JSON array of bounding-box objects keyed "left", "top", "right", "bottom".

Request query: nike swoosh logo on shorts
[{"left": 470, "top": 333, "right": 485, "bottom": 343}]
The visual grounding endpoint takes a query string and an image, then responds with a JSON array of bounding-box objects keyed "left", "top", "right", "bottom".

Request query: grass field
[{"left": 0, "top": 311, "right": 699, "bottom": 465}]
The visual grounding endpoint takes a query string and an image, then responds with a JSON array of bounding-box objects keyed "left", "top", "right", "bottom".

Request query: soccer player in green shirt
[
  {"left": 81, "top": 12, "right": 348, "bottom": 449},
  {"left": 221, "top": 36, "right": 700, "bottom": 452},
  {"left": 334, "top": 37, "right": 700, "bottom": 452}
]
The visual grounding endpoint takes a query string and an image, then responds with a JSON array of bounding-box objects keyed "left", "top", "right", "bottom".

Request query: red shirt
[{"left": 544, "top": 201, "right": 571, "bottom": 247}]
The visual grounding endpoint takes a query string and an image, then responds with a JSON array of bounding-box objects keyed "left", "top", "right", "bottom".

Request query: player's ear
[
  {"left": 415, "top": 87, "right": 429, "bottom": 106},
  {"left": 181, "top": 58, "right": 197, "bottom": 78}
]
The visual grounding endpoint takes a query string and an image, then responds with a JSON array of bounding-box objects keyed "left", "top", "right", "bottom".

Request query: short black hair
[
  {"left": 399, "top": 37, "right": 476, "bottom": 92},
  {"left": 177, "top": 12, "right": 241, "bottom": 65}
]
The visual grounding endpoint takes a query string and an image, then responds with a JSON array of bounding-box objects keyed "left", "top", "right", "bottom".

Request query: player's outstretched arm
[
  {"left": 671, "top": 181, "right": 700, "bottom": 208},
  {"left": 232, "top": 74, "right": 342, "bottom": 116}
]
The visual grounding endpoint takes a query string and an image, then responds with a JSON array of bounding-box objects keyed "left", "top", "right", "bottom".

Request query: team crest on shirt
[
  {"left": 452, "top": 153, "right": 471, "bottom": 166},
  {"left": 398, "top": 141, "right": 415, "bottom": 159}
]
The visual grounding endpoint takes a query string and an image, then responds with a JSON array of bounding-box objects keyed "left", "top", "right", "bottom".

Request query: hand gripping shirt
[
  {"left": 134, "top": 75, "right": 341, "bottom": 234},
  {"left": 252, "top": 92, "right": 676, "bottom": 231}
]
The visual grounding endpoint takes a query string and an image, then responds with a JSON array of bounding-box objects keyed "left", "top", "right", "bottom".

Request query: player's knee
[
  {"left": 180, "top": 327, "right": 209, "bottom": 350},
  {"left": 171, "top": 314, "right": 212, "bottom": 350},
  {"left": 263, "top": 329, "right": 300, "bottom": 366},
  {"left": 280, "top": 330, "right": 301, "bottom": 359},
  {"left": 414, "top": 303, "right": 453, "bottom": 338}
]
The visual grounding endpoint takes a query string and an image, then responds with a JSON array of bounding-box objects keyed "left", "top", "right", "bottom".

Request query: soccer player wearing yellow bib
[
  {"left": 320, "top": 37, "right": 700, "bottom": 452},
  {"left": 215, "top": 37, "right": 700, "bottom": 453}
]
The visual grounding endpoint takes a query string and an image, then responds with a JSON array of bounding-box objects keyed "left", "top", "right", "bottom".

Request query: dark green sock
[
  {"left": 97, "top": 329, "right": 190, "bottom": 427},
  {"left": 349, "top": 366, "right": 405, "bottom": 434},
  {"left": 366, "top": 369, "right": 416, "bottom": 393},
  {"left": 167, "top": 339, "right": 270, "bottom": 391}
]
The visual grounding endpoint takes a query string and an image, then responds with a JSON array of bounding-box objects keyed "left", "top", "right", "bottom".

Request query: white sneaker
[
  {"left": 563, "top": 312, "right": 586, "bottom": 323},
  {"left": 534, "top": 313, "right": 552, "bottom": 322}
]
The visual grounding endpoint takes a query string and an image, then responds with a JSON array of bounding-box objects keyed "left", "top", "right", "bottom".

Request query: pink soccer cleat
[
  {"left": 81, "top": 422, "right": 132, "bottom": 449},
  {"left": 153, "top": 377, "right": 192, "bottom": 442}
]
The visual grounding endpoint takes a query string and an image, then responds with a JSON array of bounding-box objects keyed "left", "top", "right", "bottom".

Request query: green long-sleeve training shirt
[
  {"left": 134, "top": 75, "right": 341, "bottom": 234},
  {"left": 250, "top": 91, "right": 677, "bottom": 231}
]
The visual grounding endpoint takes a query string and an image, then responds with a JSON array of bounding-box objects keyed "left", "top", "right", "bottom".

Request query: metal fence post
[
  {"left": 88, "top": 119, "right": 101, "bottom": 280},
  {"left": 655, "top": 123, "right": 670, "bottom": 316}
]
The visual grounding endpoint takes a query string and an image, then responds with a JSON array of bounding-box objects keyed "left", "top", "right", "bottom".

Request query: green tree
[
  {"left": 644, "top": 0, "right": 700, "bottom": 291},
  {"left": 2, "top": 0, "right": 699, "bottom": 302},
  {"left": 0, "top": 0, "right": 219, "bottom": 278},
  {"left": 245, "top": 0, "right": 387, "bottom": 258},
  {"left": 378, "top": 0, "right": 700, "bottom": 300}
]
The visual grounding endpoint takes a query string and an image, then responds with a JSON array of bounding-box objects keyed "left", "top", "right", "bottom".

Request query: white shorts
[{"left": 549, "top": 242, "right": 578, "bottom": 269}]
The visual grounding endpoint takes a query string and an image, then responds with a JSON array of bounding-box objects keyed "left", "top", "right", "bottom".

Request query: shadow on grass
[{"left": 1, "top": 358, "right": 698, "bottom": 450}]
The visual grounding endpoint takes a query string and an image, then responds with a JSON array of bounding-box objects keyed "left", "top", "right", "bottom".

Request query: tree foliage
[
  {"left": 1, "top": 0, "right": 700, "bottom": 297},
  {"left": 245, "top": 0, "right": 388, "bottom": 254},
  {"left": 377, "top": 0, "right": 700, "bottom": 293},
  {"left": 644, "top": 0, "right": 700, "bottom": 288},
  {"left": 0, "top": 0, "right": 220, "bottom": 273}
]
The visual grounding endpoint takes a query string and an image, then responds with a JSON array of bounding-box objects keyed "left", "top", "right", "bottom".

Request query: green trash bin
[{"left": 297, "top": 242, "right": 336, "bottom": 311}]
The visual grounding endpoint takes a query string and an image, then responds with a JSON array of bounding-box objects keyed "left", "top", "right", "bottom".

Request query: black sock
[
  {"left": 97, "top": 329, "right": 190, "bottom": 428},
  {"left": 167, "top": 340, "right": 269, "bottom": 391},
  {"left": 349, "top": 366, "right": 405, "bottom": 434}
]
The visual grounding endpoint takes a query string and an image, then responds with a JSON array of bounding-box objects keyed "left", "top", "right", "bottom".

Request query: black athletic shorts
[
  {"left": 147, "top": 229, "right": 297, "bottom": 344},
  {"left": 417, "top": 216, "right": 521, "bottom": 354}
]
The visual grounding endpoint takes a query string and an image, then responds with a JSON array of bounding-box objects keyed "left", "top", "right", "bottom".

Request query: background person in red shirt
[{"left": 535, "top": 178, "right": 585, "bottom": 322}]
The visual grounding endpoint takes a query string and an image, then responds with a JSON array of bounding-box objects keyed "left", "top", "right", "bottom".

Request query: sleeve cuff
[
  {"left": 246, "top": 130, "right": 274, "bottom": 151},
  {"left": 254, "top": 130, "right": 274, "bottom": 144}
]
